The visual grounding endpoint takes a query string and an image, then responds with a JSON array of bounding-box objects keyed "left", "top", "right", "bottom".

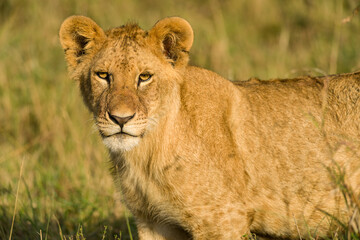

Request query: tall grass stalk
[
  {"left": 124, "top": 210, "right": 134, "bottom": 240},
  {"left": 8, "top": 159, "right": 24, "bottom": 240}
]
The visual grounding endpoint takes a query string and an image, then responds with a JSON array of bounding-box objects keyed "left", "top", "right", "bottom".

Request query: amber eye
[
  {"left": 138, "top": 73, "right": 152, "bottom": 83},
  {"left": 96, "top": 72, "right": 109, "bottom": 80}
]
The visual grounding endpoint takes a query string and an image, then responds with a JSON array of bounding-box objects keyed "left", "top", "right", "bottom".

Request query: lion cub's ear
[
  {"left": 59, "top": 16, "right": 106, "bottom": 71},
  {"left": 148, "top": 17, "right": 194, "bottom": 67}
]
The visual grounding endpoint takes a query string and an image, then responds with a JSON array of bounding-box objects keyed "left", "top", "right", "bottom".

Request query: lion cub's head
[{"left": 59, "top": 16, "right": 193, "bottom": 152}]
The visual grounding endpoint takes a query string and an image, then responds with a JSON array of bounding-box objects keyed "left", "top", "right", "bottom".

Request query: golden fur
[{"left": 59, "top": 16, "right": 360, "bottom": 239}]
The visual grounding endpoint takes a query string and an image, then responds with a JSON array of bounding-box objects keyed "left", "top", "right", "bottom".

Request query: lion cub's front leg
[{"left": 137, "top": 221, "right": 191, "bottom": 240}]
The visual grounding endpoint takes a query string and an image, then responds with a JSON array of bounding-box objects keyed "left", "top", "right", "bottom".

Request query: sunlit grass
[{"left": 1, "top": 0, "right": 360, "bottom": 239}]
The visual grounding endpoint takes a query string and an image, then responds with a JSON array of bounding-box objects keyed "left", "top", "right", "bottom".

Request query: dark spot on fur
[{"left": 163, "top": 155, "right": 182, "bottom": 172}]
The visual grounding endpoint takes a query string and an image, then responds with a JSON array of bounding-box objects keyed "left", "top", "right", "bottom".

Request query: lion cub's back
[
  {"left": 235, "top": 72, "right": 360, "bottom": 131},
  {"left": 233, "top": 72, "right": 360, "bottom": 237}
]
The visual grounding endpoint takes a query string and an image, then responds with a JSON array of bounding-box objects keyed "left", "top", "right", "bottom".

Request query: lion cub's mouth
[
  {"left": 100, "top": 129, "right": 142, "bottom": 152},
  {"left": 100, "top": 131, "right": 139, "bottom": 138}
]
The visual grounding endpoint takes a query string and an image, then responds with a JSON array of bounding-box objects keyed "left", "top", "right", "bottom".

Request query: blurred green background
[{"left": 1, "top": 0, "right": 360, "bottom": 239}]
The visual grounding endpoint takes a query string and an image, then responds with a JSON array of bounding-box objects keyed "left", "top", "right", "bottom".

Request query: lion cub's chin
[{"left": 102, "top": 134, "right": 140, "bottom": 152}]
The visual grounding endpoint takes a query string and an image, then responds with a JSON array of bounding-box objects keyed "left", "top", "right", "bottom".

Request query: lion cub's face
[
  {"left": 90, "top": 38, "right": 162, "bottom": 152},
  {"left": 60, "top": 16, "right": 193, "bottom": 152}
]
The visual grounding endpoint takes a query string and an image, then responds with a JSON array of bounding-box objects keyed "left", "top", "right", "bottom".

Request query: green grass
[{"left": 1, "top": 0, "right": 360, "bottom": 239}]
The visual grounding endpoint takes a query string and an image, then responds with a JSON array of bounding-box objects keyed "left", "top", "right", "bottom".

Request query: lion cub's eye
[
  {"left": 138, "top": 73, "right": 152, "bottom": 83},
  {"left": 96, "top": 72, "right": 109, "bottom": 80}
]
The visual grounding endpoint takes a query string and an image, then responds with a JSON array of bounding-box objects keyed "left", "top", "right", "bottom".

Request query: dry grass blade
[
  {"left": 348, "top": 208, "right": 359, "bottom": 239},
  {"left": 8, "top": 160, "right": 24, "bottom": 240},
  {"left": 55, "top": 217, "right": 65, "bottom": 240},
  {"left": 293, "top": 214, "right": 303, "bottom": 240}
]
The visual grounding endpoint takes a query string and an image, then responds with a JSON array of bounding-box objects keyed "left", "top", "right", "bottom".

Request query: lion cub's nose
[{"left": 108, "top": 112, "right": 135, "bottom": 128}]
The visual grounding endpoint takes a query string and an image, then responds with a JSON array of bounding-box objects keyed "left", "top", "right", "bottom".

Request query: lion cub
[{"left": 60, "top": 16, "right": 360, "bottom": 239}]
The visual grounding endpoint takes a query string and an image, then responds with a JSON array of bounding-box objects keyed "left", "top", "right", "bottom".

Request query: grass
[{"left": 0, "top": 0, "right": 360, "bottom": 239}]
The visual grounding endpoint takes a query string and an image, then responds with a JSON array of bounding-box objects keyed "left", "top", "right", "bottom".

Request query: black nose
[{"left": 108, "top": 112, "right": 135, "bottom": 128}]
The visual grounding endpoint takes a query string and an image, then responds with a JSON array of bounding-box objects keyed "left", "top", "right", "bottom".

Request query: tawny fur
[{"left": 59, "top": 16, "right": 360, "bottom": 239}]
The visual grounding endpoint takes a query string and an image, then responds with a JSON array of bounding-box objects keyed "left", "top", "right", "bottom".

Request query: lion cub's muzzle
[
  {"left": 95, "top": 90, "right": 149, "bottom": 151},
  {"left": 98, "top": 107, "right": 147, "bottom": 151},
  {"left": 100, "top": 105, "right": 139, "bottom": 137}
]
